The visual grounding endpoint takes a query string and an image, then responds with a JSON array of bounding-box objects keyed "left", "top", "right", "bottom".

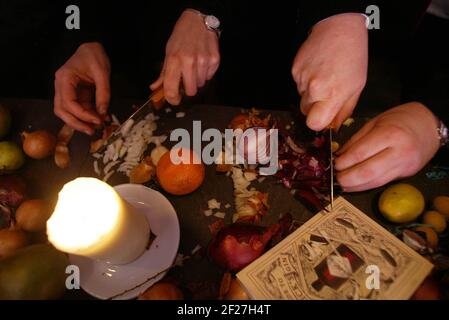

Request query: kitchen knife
[
  {"left": 329, "top": 128, "right": 335, "bottom": 210},
  {"left": 96, "top": 86, "right": 165, "bottom": 154}
]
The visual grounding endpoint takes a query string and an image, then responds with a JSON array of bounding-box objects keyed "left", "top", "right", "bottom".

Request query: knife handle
[{"left": 149, "top": 85, "right": 165, "bottom": 110}]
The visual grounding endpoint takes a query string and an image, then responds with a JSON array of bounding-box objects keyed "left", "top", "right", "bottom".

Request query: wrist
[{"left": 414, "top": 102, "right": 446, "bottom": 150}]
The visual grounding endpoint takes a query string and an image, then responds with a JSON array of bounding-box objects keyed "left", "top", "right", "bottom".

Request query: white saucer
[{"left": 69, "top": 184, "right": 180, "bottom": 300}]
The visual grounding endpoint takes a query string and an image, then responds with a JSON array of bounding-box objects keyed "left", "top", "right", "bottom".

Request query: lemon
[
  {"left": 379, "top": 183, "right": 425, "bottom": 223},
  {"left": 0, "top": 104, "right": 12, "bottom": 139},
  {"left": 0, "top": 141, "right": 26, "bottom": 173},
  {"left": 423, "top": 211, "right": 447, "bottom": 233}
]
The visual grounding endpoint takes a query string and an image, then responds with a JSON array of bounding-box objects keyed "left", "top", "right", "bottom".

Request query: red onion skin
[
  {"left": 276, "top": 132, "right": 331, "bottom": 211},
  {"left": 208, "top": 224, "right": 278, "bottom": 272}
]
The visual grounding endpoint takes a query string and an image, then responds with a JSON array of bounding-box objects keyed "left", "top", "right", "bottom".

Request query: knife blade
[
  {"left": 96, "top": 86, "right": 165, "bottom": 154},
  {"left": 329, "top": 128, "right": 335, "bottom": 210}
]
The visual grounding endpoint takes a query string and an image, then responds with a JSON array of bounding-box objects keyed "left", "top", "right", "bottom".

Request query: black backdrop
[{"left": 0, "top": 1, "right": 442, "bottom": 110}]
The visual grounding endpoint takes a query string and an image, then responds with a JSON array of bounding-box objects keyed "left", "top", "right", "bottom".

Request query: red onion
[
  {"left": 0, "top": 175, "right": 27, "bottom": 208},
  {"left": 208, "top": 223, "right": 279, "bottom": 272}
]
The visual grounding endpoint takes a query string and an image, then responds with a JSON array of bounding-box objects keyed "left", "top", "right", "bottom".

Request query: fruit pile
[
  {"left": 378, "top": 183, "right": 449, "bottom": 299},
  {"left": 0, "top": 103, "right": 69, "bottom": 300},
  {"left": 379, "top": 183, "right": 448, "bottom": 252}
]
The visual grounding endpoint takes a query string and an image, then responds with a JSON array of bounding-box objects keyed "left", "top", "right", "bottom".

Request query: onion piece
[
  {"left": 214, "top": 212, "right": 226, "bottom": 219},
  {"left": 208, "top": 223, "right": 278, "bottom": 271},
  {"left": 208, "top": 199, "right": 221, "bottom": 210},
  {"left": 204, "top": 209, "right": 213, "bottom": 217}
]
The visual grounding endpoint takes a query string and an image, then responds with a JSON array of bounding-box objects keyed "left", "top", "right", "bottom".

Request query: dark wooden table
[{"left": 1, "top": 97, "right": 448, "bottom": 299}]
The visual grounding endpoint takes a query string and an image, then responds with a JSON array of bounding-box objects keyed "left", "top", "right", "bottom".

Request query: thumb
[
  {"left": 93, "top": 70, "right": 111, "bottom": 115},
  {"left": 306, "top": 100, "right": 339, "bottom": 131}
]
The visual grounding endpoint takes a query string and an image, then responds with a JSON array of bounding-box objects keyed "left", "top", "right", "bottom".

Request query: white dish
[{"left": 69, "top": 184, "right": 180, "bottom": 300}]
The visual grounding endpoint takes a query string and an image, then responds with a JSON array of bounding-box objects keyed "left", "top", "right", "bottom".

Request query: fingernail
[{"left": 98, "top": 105, "right": 107, "bottom": 115}]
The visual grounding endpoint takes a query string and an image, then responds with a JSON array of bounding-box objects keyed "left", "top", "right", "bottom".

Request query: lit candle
[{"left": 47, "top": 178, "right": 150, "bottom": 265}]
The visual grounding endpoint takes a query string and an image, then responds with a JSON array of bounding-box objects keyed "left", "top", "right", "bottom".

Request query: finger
[
  {"left": 92, "top": 68, "right": 111, "bottom": 115},
  {"left": 182, "top": 59, "right": 197, "bottom": 97},
  {"left": 336, "top": 118, "right": 377, "bottom": 155},
  {"left": 206, "top": 41, "right": 220, "bottom": 80},
  {"left": 331, "top": 93, "right": 360, "bottom": 131},
  {"left": 60, "top": 79, "right": 101, "bottom": 125},
  {"left": 55, "top": 107, "right": 94, "bottom": 135},
  {"left": 306, "top": 100, "right": 340, "bottom": 131},
  {"left": 335, "top": 126, "right": 390, "bottom": 171},
  {"left": 341, "top": 164, "right": 400, "bottom": 192},
  {"left": 197, "top": 58, "right": 208, "bottom": 88},
  {"left": 299, "top": 91, "right": 313, "bottom": 115},
  {"left": 163, "top": 58, "right": 182, "bottom": 105},
  {"left": 337, "top": 148, "right": 398, "bottom": 191},
  {"left": 206, "top": 62, "right": 219, "bottom": 81},
  {"left": 343, "top": 172, "right": 399, "bottom": 192}
]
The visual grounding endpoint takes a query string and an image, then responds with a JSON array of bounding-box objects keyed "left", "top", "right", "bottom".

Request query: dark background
[{"left": 0, "top": 0, "right": 447, "bottom": 121}]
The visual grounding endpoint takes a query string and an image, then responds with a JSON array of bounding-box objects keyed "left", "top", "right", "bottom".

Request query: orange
[
  {"left": 433, "top": 196, "right": 449, "bottom": 218},
  {"left": 156, "top": 148, "right": 205, "bottom": 195},
  {"left": 422, "top": 211, "right": 447, "bottom": 233}
]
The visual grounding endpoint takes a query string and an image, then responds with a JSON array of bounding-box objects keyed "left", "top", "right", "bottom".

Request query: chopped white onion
[
  {"left": 214, "top": 212, "right": 226, "bottom": 219},
  {"left": 208, "top": 199, "right": 221, "bottom": 210}
]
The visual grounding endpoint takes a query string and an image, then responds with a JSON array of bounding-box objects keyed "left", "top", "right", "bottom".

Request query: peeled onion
[
  {"left": 0, "top": 229, "right": 28, "bottom": 260},
  {"left": 138, "top": 282, "right": 184, "bottom": 300},
  {"left": 15, "top": 199, "right": 52, "bottom": 232},
  {"left": 22, "top": 130, "right": 56, "bottom": 160}
]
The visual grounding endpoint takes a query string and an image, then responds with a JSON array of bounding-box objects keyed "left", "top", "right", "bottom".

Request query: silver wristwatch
[
  {"left": 437, "top": 119, "right": 449, "bottom": 147},
  {"left": 187, "top": 9, "right": 222, "bottom": 37}
]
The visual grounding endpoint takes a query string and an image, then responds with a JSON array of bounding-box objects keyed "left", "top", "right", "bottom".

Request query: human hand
[
  {"left": 150, "top": 9, "right": 220, "bottom": 105},
  {"left": 54, "top": 42, "right": 111, "bottom": 135},
  {"left": 292, "top": 14, "right": 368, "bottom": 131},
  {"left": 335, "top": 102, "right": 441, "bottom": 192}
]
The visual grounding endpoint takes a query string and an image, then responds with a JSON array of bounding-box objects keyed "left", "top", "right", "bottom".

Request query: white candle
[{"left": 47, "top": 178, "right": 150, "bottom": 265}]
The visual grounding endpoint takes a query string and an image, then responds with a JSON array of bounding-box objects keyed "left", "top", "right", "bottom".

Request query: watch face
[{"left": 205, "top": 15, "right": 220, "bottom": 29}]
